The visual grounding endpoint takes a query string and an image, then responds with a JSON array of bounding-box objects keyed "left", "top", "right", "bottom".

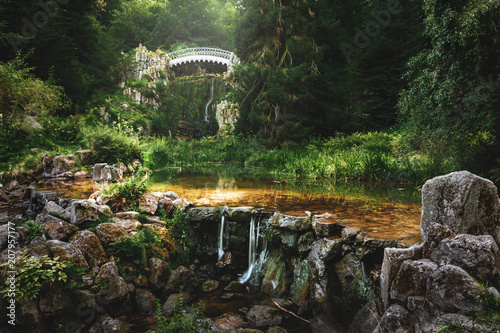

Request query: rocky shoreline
[{"left": 1, "top": 169, "right": 499, "bottom": 333}]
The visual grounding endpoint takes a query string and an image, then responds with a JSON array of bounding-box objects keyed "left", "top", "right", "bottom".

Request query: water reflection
[
  {"left": 149, "top": 168, "right": 422, "bottom": 244},
  {"left": 30, "top": 168, "right": 423, "bottom": 244}
]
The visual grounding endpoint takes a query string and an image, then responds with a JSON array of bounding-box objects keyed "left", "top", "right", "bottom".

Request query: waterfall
[
  {"left": 204, "top": 78, "right": 215, "bottom": 122},
  {"left": 239, "top": 215, "right": 267, "bottom": 285},
  {"left": 217, "top": 207, "right": 227, "bottom": 260}
]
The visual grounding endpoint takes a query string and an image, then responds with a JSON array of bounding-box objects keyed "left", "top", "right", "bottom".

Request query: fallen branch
[{"left": 273, "top": 301, "right": 310, "bottom": 324}]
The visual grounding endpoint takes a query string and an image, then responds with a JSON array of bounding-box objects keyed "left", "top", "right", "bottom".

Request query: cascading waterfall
[
  {"left": 204, "top": 78, "right": 215, "bottom": 122},
  {"left": 217, "top": 206, "right": 227, "bottom": 260},
  {"left": 239, "top": 215, "right": 267, "bottom": 285}
]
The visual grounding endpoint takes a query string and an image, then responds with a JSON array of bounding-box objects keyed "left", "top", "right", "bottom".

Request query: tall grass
[{"left": 143, "top": 132, "right": 458, "bottom": 186}]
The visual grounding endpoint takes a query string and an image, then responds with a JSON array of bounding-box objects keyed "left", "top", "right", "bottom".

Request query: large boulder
[
  {"left": 42, "top": 154, "right": 76, "bottom": 177},
  {"left": 147, "top": 257, "right": 170, "bottom": 290},
  {"left": 335, "top": 252, "right": 375, "bottom": 320},
  {"left": 162, "top": 292, "right": 193, "bottom": 317},
  {"left": 422, "top": 222, "right": 456, "bottom": 258},
  {"left": 421, "top": 171, "right": 499, "bottom": 239},
  {"left": 44, "top": 218, "right": 79, "bottom": 241},
  {"left": 290, "top": 259, "right": 310, "bottom": 308},
  {"left": 73, "top": 289, "right": 106, "bottom": 319},
  {"left": 312, "top": 213, "right": 343, "bottom": 237},
  {"left": 95, "top": 262, "right": 133, "bottom": 316},
  {"left": 92, "top": 164, "right": 123, "bottom": 183},
  {"left": 268, "top": 212, "right": 311, "bottom": 231},
  {"left": 307, "top": 238, "right": 342, "bottom": 314},
  {"left": 212, "top": 313, "right": 245, "bottom": 331},
  {"left": 373, "top": 304, "right": 418, "bottom": 333},
  {"left": 407, "top": 296, "right": 439, "bottom": 333},
  {"left": 70, "top": 230, "right": 107, "bottom": 266},
  {"left": 261, "top": 251, "right": 289, "bottom": 297},
  {"left": 185, "top": 207, "right": 220, "bottom": 223},
  {"left": 172, "top": 197, "right": 192, "bottom": 211},
  {"left": 390, "top": 259, "right": 438, "bottom": 305},
  {"left": 135, "top": 288, "right": 157, "bottom": 315},
  {"left": 46, "top": 240, "right": 88, "bottom": 267},
  {"left": 157, "top": 197, "right": 175, "bottom": 216},
  {"left": 348, "top": 300, "right": 382, "bottom": 333},
  {"left": 163, "top": 265, "right": 197, "bottom": 295},
  {"left": 201, "top": 280, "right": 219, "bottom": 293},
  {"left": 88, "top": 314, "right": 131, "bottom": 333},
  {"left": 41, "top": 201, "right": 71, "bottom": 221},
  {"left": 430, "top": 234, "right": 500, "bottom": 279},
  {"left": 52, "top": 154, "right": 76, "bottom": 176},
  {"left": 427, "top": 265, "right": 483, "bottom": 314},
  {"left": 17, "top": 299, "right": 50, "bottom": 333},
  {"left": 226, "top": 206, "right": 254, "bottom": 222},
  {"left": 380, "top": 244, "right": 423, "bottom": 310},
  {"left": 70, "top": 199, "right": 112, "bottom": 225},
  {"left": 138, "top": 192, "right": 162, "bottom": 215},
  {"left": 75, "top": 149, "right": 92, "bottom": 164},
  {"left": 38, "top": 282, "right": 76, "bottom": 330},
  {"left": 35, "top": 213, "right": 67, "bottom": 226},
  {"left": 95, "top": 223, "right": 127, "bottom": 247},
  {"left": 246, "top": 305, "right": 282, "bottom": 327}
]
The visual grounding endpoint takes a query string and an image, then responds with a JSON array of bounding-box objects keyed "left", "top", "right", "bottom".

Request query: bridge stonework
[{"left": 167, "top": 47, "right": 240, "bottom": 71}]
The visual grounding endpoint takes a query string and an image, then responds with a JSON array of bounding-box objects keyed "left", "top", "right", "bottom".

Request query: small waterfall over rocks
[
  {"left": 186, "top": 205, "right": 399, "bottom": 323},
  {"left": 204, "top": 78, "right": 215, "bottom": 122},
  {"left": 217, "top": 206, "right": 227, "bottom": 260},
  {"left": 239, "top": 214, "right": 269, "bottom": 285}
]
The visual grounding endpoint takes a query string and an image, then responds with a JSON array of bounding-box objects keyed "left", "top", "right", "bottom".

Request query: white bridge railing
[{"left": 167, "top": 47, "right": 240, "bottom": 71}]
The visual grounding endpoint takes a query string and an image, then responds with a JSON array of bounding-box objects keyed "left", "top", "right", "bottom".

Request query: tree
[
  {"left": 0, "top": 0, "right": 123, "bottom": 108},
  {"left": 231, "top": 0, "right": 426, "bottom": 141},
  {"left": 398, "top": 0, "right": 500, "bottom": 174}
]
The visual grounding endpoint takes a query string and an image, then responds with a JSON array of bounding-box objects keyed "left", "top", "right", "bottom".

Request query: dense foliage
[
  {"left": 143, "top": 132, "right": 456, "bottom": 185},
  {"left": 398, "top": 0, "right": 500, "bottom": 177},
  {"left": 231, "top": 0, "right": 426, "bottom": 140},
  {"left": 0, "top": 0, "right": 499, "bottom": 182},
  {"left": 1, "top": 253, "right": 70, "bottom": 300}
]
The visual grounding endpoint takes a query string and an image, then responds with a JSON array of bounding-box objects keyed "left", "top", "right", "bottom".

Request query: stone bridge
[{"left": 167, "top": 47, "right": 240, "bottom": 71}]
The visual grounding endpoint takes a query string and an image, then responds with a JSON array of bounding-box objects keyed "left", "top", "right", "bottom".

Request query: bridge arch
[{"left": 167, "top": 47, "right": 240, "bottom": 71}]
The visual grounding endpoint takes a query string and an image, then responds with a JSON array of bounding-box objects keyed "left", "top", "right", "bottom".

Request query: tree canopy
[{"left": 0, "top": 0, "right": 499, "bottom": 177}]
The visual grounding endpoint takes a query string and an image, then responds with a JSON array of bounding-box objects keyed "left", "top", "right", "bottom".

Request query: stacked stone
[{"left": 352, "top": 171, "right": 500, "bottom": 333}]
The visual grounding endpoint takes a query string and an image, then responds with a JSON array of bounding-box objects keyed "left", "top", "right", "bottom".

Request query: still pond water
[{"left": 35, "top": 167, "right": 423, "bottom": 245}]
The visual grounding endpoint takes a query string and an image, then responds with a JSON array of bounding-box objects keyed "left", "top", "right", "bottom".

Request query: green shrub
[
  {"left": 155, "top": 297, "right": 207, "bottom": 333},
  {"left": 1, "top": 253, "right": 69, "bottom": 300},
  {"left": 109, "top": 228, "right": 161, "bottom": 268},
  {"left": 85, "top": 125, "right": 142, "bottom": 165},
  {"left": 164, "top": 210, "right": 192, "bottom": 267},
  {"left": 102, "top": 168, "right": 150, "bottom": 211},
  {"left": 22, "top": 220, "right": 47, "bottom": 243}
]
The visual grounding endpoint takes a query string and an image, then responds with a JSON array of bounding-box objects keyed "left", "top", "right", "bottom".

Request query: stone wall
[
  {"left": 122, "top": 44, "right": 168, "bottom": 109},
  {"left": 215, "top": 100, "right": 239, "bottom": 134}
]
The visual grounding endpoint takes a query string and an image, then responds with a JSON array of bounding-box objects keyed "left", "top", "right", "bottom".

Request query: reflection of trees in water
[{"left": 216, "top": 176, "right": 236, "bottom": 189}]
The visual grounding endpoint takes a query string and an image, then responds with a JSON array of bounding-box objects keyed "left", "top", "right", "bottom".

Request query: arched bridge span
[{"left": 167, "top": 47, "right": 240, "bottom": 71}]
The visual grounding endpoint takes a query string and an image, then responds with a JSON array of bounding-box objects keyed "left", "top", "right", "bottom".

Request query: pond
[
  {"left": 149, "top": 167, "right": 423, "bottom": 245},
  {"left": 31, "top": 167, "right": 423, "bottom": 245}
]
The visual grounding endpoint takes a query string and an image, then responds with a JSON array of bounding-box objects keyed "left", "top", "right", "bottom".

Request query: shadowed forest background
[{"left": 0, "top": 0, "right": 499, "bottom": 186}]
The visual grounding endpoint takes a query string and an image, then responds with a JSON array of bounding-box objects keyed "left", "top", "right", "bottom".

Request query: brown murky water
[
  {"left": 148, "top": 170, "right": 423, "bottom": 245},
  {"left": 31, "top": 169, "right": 423, "bottom": 244}
]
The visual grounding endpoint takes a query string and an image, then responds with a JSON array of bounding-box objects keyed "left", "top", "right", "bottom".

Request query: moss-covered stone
[
  {"left": 261, "top": 250, "right": 289, "bottom": 297},
  {"left": 290, "top": 259, "right": 309, "bottom": 308}
]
